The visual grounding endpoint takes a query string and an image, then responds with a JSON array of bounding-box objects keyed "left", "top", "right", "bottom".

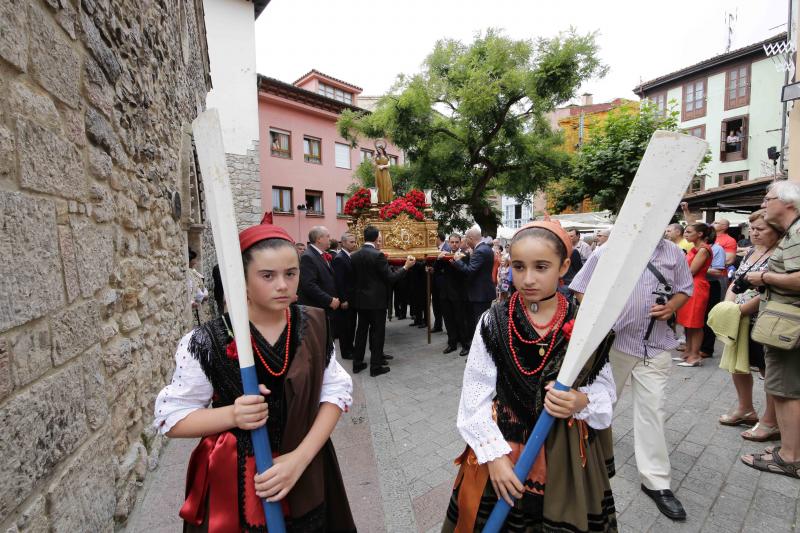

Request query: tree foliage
[
  {"left": 338, "top": 28, "right": 606, "bottom": 234},
  {"left": 559, "top": 100, "right": 708, "bottom": 213}
]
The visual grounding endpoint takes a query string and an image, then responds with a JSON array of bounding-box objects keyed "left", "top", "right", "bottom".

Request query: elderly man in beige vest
[{"left": 740, "top": 181, "right": 800, "bottom": 480}]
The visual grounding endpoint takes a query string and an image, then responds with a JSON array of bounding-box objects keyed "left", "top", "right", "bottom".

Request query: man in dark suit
[
  {"left": 297, "top": 226, "right": 340, "bottom": 318},
  {"left": 430, "top": 232, "right": 448, "bottom": 332},
  {"left": 351, "top": 225, "right": 415, "bottom": 376},
  {"left": 436, "top": 233, "right": 472, "bottom": 355},
  {"left": 452, "top": 226, "right": 495, "bottom": 344},
  {"left": 332, "top": 232, "right": 357, "bottom": 360}
]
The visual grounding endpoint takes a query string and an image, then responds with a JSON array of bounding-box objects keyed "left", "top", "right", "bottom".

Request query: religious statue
[{"left": 374, "top": 140, "right": 394, "bottom": 204}]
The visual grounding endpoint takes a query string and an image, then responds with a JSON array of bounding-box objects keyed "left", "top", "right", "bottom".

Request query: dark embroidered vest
[
  {"left": 187, "top": 305, "right": 355, "bottom": 532},
  {"left": 481, "top": 298, "right": 611, "bottom": 444}
]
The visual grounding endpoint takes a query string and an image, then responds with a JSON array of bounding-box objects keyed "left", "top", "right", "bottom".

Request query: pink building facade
[{"left": 257, "top": 70, "right": 403, "bottom": 242}]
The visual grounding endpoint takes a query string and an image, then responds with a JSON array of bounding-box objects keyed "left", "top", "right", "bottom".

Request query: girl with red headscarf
[
  {"left": 441, "top": 221, "right": 618, "bottom": 532},
  {"left": 154, "top": 213, "right": 355, "bottom": 532}
]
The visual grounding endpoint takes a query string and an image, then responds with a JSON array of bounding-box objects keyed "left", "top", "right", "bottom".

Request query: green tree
[
  {"left": 338, "top": 28, "right": 606, "bottom": 235},
  {"left": 564, "top": 100, "right": 707, "bottom": 213}
]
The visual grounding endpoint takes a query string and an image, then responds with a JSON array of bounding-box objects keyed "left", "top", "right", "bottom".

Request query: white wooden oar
[
  {"left": 192, "top": 109, "right": 286, "bottom": 533},
  {"left": 483, "top": 130, "right": 707, "bottom": 531}
]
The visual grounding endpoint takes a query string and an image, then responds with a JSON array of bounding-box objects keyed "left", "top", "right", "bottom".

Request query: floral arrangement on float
[
  {"left": 343, "top": 188, "right": 372, "bottom": 216},
  {"left": 378, "top": 189, "right": 428, "bottom": 221}
]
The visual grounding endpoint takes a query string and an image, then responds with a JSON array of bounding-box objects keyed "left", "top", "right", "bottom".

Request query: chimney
[{"left": 581, "top": 93, "right": 593, "bottom": 106}]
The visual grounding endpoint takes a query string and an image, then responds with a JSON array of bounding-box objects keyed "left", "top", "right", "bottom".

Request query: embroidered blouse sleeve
[
  {"left": 319, "top": 343, "right": 353, "bottom": 412},
  {"left": 573, "top": 361, "right": 616, "bottom": 429},
  {"left": 153, "top": 330, "right": 214, "bottom": 434},
  {"left": 457, "top": 323, "right": 512, "bottom": 464}
]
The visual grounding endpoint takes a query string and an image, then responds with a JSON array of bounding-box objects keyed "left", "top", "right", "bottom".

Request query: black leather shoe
[
  {"left": 417, "top": 323, "right": 426, "bottom": 328},
  {"left": 459, "top": 347, "right": 469, "bottom": 356},
  {"left": 443, "top": 345, "right": 457, "bottom": 354},
  {"left": 431, "top": 327, "right": 443, "bottom": 333},
  {"left": 641, "top": 485, "right": 686, "bottom": 521},
  {"left": 370, "top": 366, "right": 390, "bottom": 377},
  {"left": 382, "top": 354, "right": 394, "bottom": 360},
  {"left": 353, "top": 362, "right": 367, "bottom": 374}
]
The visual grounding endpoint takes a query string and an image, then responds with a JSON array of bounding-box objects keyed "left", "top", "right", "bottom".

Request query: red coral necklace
[
  {"left": 507, "top": 291, "right": 567, "bottom": 376},
  {"left": 250, "top": 308, "right": 291, "bottom": 377}
]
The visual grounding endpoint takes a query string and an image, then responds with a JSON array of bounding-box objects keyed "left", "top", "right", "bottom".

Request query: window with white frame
[
  {"left": 334, "top": 143, "right": 351, "bottom": 169},
  {"left": 360, "top": 148, "right": 374, "bottom": 162}
]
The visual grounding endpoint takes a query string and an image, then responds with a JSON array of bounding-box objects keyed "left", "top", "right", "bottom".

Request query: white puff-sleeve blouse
[
  {"left": 153, "top": 330, "right": 353, "bottom": 435},
  {"left": 457, "top": 321, "right": 616, "bottom": 464}
]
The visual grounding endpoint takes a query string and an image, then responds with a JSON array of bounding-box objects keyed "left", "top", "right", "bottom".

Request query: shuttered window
[
  {"left": 719, "top": 171, "right": 748, "bottom": 187},
  {"left": 719, "top": 116, "right": 748, "bottom": 162},
  {"left": 682, "top": 79, "right": 707, "bottom": 121},
  {"left": 725, "top": 65, "right": 750, "bottom": 110},
  {"left": 334, "top": 143, "right": 351, "bottom": 169}
]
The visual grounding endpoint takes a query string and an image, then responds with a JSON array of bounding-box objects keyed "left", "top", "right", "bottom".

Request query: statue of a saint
[{"left": 374, "top": 142, "right": 394, "bottom": 204}]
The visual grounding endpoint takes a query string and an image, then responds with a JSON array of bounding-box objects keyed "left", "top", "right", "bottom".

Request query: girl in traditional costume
[
  {"left": 442, "top": 221, "right": 618, "bottom": 533},
  {"left": 154, "top": 214, "right": 356, "bottom": 532}
]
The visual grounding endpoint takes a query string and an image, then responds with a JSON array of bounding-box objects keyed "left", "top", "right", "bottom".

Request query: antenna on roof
[{"left": 724, "top": 9, "right": 738, "bottom": 53}]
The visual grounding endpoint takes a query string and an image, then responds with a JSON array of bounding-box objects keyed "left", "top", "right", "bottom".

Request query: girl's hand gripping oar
[{"left": 482, "top": 131, "right": 707, "bottom": 532}]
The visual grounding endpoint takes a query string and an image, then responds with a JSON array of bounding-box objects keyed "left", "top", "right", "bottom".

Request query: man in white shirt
[{"left": 567, "top": 227, "right": 592, "bottom": 262}]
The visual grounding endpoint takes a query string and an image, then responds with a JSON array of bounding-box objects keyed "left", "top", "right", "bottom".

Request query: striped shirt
[
  {"left": 570, "top": 239, "right": 694, "bottom": 358},
  {"left": 765, "top": 217, "right": 800, "bottom": 306}
]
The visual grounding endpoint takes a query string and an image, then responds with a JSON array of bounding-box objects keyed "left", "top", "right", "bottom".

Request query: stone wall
[
  {"left": 228, "top": 140, "right": 263, "bottom": 230},
  {"left": 0, "top": 0, "right": 211, "bottom": 530}
]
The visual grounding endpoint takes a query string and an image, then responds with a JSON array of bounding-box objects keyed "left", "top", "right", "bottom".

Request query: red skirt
[{"left": 677, "top": 278, "right": 709, "bottom": 329}]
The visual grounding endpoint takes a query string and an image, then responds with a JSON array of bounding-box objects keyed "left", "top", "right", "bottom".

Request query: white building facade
[{"left": 635, "top": 34, "right": 787, "bottom": 195}]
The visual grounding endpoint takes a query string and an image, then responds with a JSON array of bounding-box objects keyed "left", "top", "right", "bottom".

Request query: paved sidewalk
[{"left": 125, "top": 318, "right": 800, "bottom": 532}]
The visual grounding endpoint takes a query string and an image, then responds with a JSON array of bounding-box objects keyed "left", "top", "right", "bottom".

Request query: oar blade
[{"left": 557, "top": 130, "right": 707, "bottom": 386}]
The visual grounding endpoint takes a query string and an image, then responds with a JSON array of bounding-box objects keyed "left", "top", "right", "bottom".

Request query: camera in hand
[
  {"left": 652, "top": 282, "right": 673, "bottom": 305},
  {"left": 731, "top": 276, "right": 751, "bottom": 295}
]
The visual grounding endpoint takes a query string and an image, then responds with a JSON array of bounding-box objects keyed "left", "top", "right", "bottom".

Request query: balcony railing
[{"left": 503, "top": 218, "right": 523, "bottom": 229}]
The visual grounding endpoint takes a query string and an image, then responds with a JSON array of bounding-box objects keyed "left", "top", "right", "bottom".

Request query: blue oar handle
[
  {"left": 482, "top": 380, "right": 570, "bottom": 533},
  {"left": 240, "top": 365, "right": 287, "bottom": 533}
]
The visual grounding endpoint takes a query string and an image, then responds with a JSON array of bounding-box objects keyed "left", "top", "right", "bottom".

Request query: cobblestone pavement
[{"left": 126, "top": 319, "right": 800, "bottom": 533}]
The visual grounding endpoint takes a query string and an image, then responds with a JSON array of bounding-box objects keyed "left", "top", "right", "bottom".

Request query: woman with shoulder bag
[{"left": 718, "top": 210, "right": 782, "bottom": 442}]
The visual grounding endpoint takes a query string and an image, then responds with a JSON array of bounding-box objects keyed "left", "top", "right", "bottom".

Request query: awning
[{"left": 682, "top": 176, "right": 774, "bottom": 214}]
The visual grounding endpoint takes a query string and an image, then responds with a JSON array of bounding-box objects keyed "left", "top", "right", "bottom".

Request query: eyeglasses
[{"left": 762, "top": 196, "right": 779, "bottom": 204}]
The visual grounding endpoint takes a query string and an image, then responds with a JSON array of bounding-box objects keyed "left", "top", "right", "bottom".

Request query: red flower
[
  {"left": 561, "top": 319, "right": 575, "bottom": 340},
  {"left": 225, "top": 340, "right": 238, "bottom": 360}
]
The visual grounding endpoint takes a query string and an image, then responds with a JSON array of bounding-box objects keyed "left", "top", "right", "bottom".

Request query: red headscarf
[
  {"left": 513, "top": 220, "right": 573, "bottom": 258},
  {"left": 238, "top": 212, "right": 295, "bottom": 252}
]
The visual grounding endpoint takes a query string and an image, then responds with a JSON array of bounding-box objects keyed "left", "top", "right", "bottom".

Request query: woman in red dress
[{"left": 676, "top": 223, "right": 714, "bottom": 367}]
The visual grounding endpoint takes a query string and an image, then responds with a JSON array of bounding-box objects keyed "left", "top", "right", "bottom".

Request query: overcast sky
[{"left": 254, "top": 0, "right": 789, "bottom": 105}]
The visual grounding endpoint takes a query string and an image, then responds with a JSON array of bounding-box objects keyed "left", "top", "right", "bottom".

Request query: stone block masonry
[{"left": 0, "top": 0, "right": 212, "bottom": 530}]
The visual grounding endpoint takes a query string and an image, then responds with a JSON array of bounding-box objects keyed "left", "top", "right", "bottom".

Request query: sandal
[
  {"left": 741, "top": 450, "right": 800, "bottom": 479},
  {"left": 741, "top": 423, "right": 781, "bottom": 442},
  {"left": 719, "top": 411, "right": 759, "bottom": 427}
]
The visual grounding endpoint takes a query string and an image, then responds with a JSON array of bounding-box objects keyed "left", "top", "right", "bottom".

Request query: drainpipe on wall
[{"left": 781, "top": 0, "right": 794, "bottom": 176}]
